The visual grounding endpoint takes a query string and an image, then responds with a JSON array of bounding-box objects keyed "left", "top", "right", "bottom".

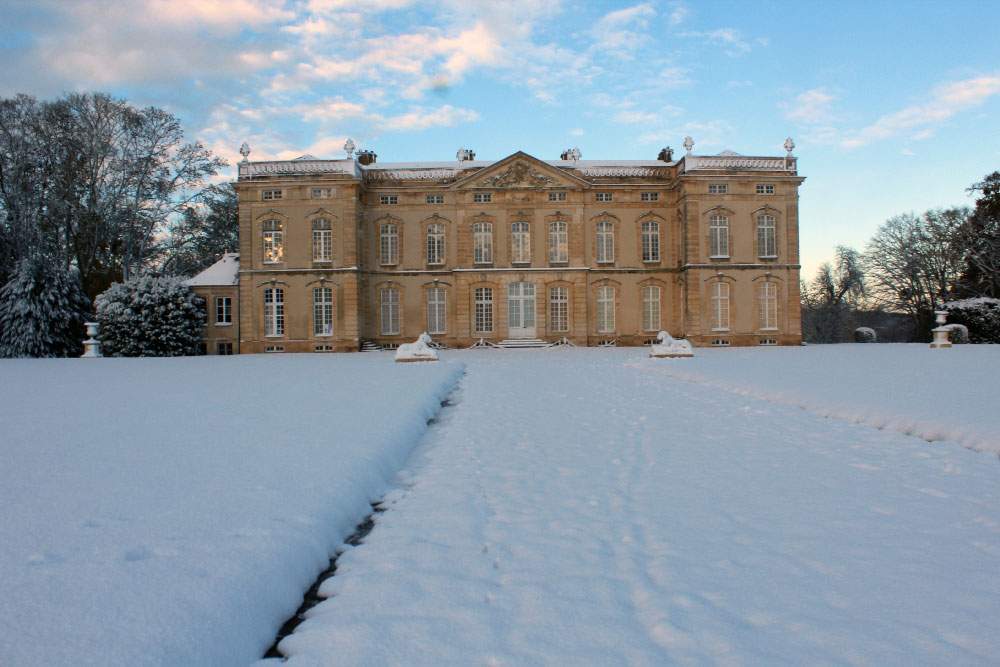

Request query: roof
[{"left": 185, "top": 253, "right": 239, "bottom": 287}]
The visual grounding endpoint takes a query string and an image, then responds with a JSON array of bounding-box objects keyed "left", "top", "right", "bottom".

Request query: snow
[
  {"left": 648, "top": 330, "right": 693, "bottom": 357},
  {"left": 637, "top": 343, "right": 1000, "bottom": 453},
  {"left": 0, "top": 355, "right": 463, "bottom": 666},
  {"left": 3, "top": 344, "right": 1000, "bottom": 665},
  {"left": 184, "top": 252, "right": 239, "bottom": 286}
]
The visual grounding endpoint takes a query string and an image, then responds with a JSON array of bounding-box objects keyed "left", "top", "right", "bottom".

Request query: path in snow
[{"left": 273, "top": 349, "right": 1000, "bottom": 665}]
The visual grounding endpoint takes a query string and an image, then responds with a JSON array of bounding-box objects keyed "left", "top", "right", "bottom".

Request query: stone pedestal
[
  {"left": 81, "top": 322, "right": 102, "bottom": 358},
  {"left": 929, "top": 311, "right": 951, "bottom": 349}
]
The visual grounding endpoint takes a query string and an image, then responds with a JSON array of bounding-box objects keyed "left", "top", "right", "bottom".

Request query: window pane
[
  {"left": 596, "top": 221, "right": 614, "bottom": 263},
  {"left": 597, "top": 285, "right": 614, "bottom": 333},
  {"left": 427, "top": 287, "right": 446, "bottom": 334},
  {"left": 474, "top": 222, "right": 492, "bottom": 263},
  {"left": 642, "top": 221, "right": 659, "bottom": 262},
  {"left": 380, "top": 288, "right": 399, "bottom": 335},
  {"left": 549, "top": 221, "right": 568, "bottom": 263},
  {"left": 711, "top": 283, "right": 729, "bottom": 330},
  {"left": 642, "top": 285, "right": 660, "bottom": 331},
  {"left": 380, "top": 223, "right": 398, "bottom": 265},
  {"left": 549, "top": 286, "right": 568, "bottom": 332},
  {"left": 474, "top": 287, "right": 493, "bottom": 333}
]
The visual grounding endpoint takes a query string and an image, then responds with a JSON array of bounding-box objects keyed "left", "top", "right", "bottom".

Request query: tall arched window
[
  {"left": 757, "top": 214, "right": 776, "bottom": 258},
  {"left": 312, "top": 218, "right": 332, "bottom": 261},
  {"left": 264, "top": 288, "right": 284, "bottom": 336},
  {"left": 380, "top": 287, "right": 399, "bottom": 335},
  {"left": 380, "top": 222, "right": 398, "bottom": 265},
  {"left": 474, "top": 287, "right": 493, "bottom": 332},
  {"left": 511, "top": 222, "right": 531, "bottom": 264},
  {"left": 641, "top": 220, "right": 660, "bottom": 262},
  {"left": 473, "top": 222, "right": 492, "bottom": 264},
  {"left": 596, "top": 221, "right": 614, "bottom": 263},
  {"left": 549, "top": 221, "right": 568, "bottom": 263},
  {"left": 759, "top": 281, "right": 777, "bottom": 330},
  {"left": 597, "top": 285, "right": 615, "bottom": 333},
  {"left": 426, "top": 287, "right": 446, "bottom": 334},
  {"left": 549, "top": 286, "right": 569, "bottom": 332},
  {"left": 642, "top": 285, "right": 660, "bottom": 331},
  {"left": 262, "top": 220, "right": 283, "bottom": 263},
  {"left": 313, "top": 287, "right": 333, "bottom": 335},
  {"left": 426, "top": 223, "right": 445, "bottom": 265},
  {"left": 709, "top": 214, "right": 729, "bottom": 258},
  {"left": 710, "top": 282, "right": 730, "bottom": 331}
]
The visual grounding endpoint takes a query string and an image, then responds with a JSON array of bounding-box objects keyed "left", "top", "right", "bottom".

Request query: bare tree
[
  {"left": 801, "top": 245, "right": 865, "bottom": 343},
  {"left": 954, "top": 171, "right": 1000, "bottom": 298},
  {"left": 863, "top": 209, "right": 967, "bottom": 340}
]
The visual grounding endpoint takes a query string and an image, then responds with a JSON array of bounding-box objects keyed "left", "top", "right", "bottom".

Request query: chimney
[{"left": 357, "top": 150, "right": 377, "bottom": 166}]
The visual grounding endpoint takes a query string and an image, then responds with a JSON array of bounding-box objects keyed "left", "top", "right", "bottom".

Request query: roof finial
[
  {"left": 344, "top": 138, "right": 356, "bottom": 159},
  {"left": 239, "top": 141, "right": 251, "bottom": 163},
  {"left": 683, "top": 136, "right": 694, "bottom": 156},
  {"left": 784, "top": 137, "right": 795, "bottom": 157}
]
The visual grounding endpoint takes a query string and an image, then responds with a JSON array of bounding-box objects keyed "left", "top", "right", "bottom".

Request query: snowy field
[
  {"left": 2, "top": 345, "right": 1000, "bottom": 666},
  {"left": 0, "top": 355, "right": 462, "bottom": 666}
]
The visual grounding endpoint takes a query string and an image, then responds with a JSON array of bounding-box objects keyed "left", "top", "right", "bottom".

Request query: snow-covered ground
[
  {"left": 0, "top": 355, "right": 462, "bottom": 666},
  {"left": 3, "top": 345, "right": 1000, "bottom": 665}
]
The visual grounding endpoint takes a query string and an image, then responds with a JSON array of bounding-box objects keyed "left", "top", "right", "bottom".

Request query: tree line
[
  {"left": 0, "top": 92, "right": 238, "bottom": 357},
  {"left": 802, "top": 171, "right": 1000, "bottom": 343}
]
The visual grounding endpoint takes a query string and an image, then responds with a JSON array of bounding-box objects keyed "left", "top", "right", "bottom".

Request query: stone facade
[{"left": 201, "top": 144, "right": 803, "bottom": 353}]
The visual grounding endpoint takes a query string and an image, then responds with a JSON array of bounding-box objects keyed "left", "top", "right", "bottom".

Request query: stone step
[{"left": 498, "top": 338, "right": 548, "bottom": 349}]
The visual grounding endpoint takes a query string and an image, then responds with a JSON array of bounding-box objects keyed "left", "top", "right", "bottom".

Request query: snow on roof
[
  {"left": 185, "top": 253, "right": 239, "bottom": 287},
  {"left": 716, "top": 150, "right": 744, "bottom": 156}
]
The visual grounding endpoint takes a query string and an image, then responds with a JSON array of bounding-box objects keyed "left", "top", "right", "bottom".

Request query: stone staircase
[
  {"left": 497, "top": 338, "right": 548, "bottom": 349},
  {"left": 359, "top": 340, "right": 382, "bottom": 352}
]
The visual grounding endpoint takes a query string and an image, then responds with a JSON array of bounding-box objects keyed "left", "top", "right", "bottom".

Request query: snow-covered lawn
[
  {"left": 2, "top": 345, "right": 1000, "bottom": 665},
  {"left": 0, "top": 355, "right": 462, "bottom": 666}
]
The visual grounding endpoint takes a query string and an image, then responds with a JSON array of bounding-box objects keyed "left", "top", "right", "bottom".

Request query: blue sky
[{"left": 2, "top": 0, "right": 999, "bottom": 280}]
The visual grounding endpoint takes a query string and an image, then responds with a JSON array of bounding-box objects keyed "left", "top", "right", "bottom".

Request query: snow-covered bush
[
  {"left": 944, "top": 323, "right": 969, "bottom": 344},
  {"left": 0, "top": 258, "right": 92, "bottom": 358},
  {"left": 95, "top": 275, "right": 205, "bottom": 356},
  {"left": 853, "top": 327, "right": 877, "bottom": 343},
  {"left": 944, "top": 298, "right": 1000, "bottom": 344}
]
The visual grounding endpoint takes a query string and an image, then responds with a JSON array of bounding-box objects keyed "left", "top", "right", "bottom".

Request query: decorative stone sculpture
[
  {"left": 683, "top": 136, "right": 694, "bottom": 156},
  {"left": 395, "top": 332, "right": 440, "bottom": 362},
  {"left": 239, "top": 142, "right": 251, "bottom": 163},
  {"left": 81, "top": 322, "right": 102, "bottom": 358},
  {"left": 930, "top": 311, "right": 952, "bottom": 349},
  {"left": 648, "top": 331, "right": 693, "bottom": 358},
  {"left": 784, "top": 137, "right": 795, "bottom": 157},
  {"left": 344, "top": 138, "right": 356, "bottom": 158}
]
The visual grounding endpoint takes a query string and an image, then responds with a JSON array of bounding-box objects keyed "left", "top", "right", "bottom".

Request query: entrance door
[{"left": 507, "top": 282, "right": 536, "bottom": 338}]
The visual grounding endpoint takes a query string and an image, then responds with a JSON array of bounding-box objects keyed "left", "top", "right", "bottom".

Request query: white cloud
[
  {"left": 571, "top": 128, "right": 584, "bottom": 136},
  {"left": 668, "top": 2, "right": 690, "bottom": 26},
  {"left": 679, "top": 28, "right": 751, "bottom": 56},
  {"left": 588, "top": 3, "right": 656, "bottom": 55},
  {"left": 842, "top": 74, "right": 1000, "bottom": 147},
  {"left": 781, "top": 87, "right": 836, "bottom": 124}
]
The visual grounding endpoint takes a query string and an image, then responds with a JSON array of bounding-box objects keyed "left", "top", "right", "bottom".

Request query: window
[
  {"left": 380, "top": 222, "right": 399, "bottom": 265},
  {"left": 511, "top": 222, "right": 531, "bottom": 264},
  {"left": 595, "top": 192, "right": 613, "bottom": 202},
  {"left": 264, "top": 345, "right": 285, "bottom": 352},
  {"left": 379, "top": 194, "right": 398, "bottom": 205},
  {"left": 425, "top": 194, "right": 444, "bottom": 204},
  {"left": 314, "top": 287, "right": 333, "bottom": 336},
  {"left": 597, "top": 285, "right": 615, "bottom": 333},
  {"left": 380, "top": 288, "right": 399, "bottom": 335},
  {"left": 759, "top": 338, "right": 778, "bottom": 346},
  {"left": 759, "top": 281, "right": 777, "bottom": 330},
  {"left": 641, "top": 220, "right": 660, "bottom": 262},
  {"left": 642, "top": 285, "right": 660, "bottom": 331},
  {"left": 709, "top": 215, "right": 729, "bottom": 258},
  {"left": 710, "top": 282, "right": 730, "bottom": 331},
  {"left": 426, "top": 223, "right": 445, "bottom": 265},
  {"left": 262, "top": 219, "right": 283, "bottom": 263},
  {"left": 473, "top": 192, "right": 492, "bottom": 203},
  {"left": 548, "top": 191, "right": 567, "bottom": 202},
  {"left": 756, "top": 184, "right": 775, "bottom": 195},
  {"left": 311, "top": 187, "right": 332, "bottom": 199},
  {"left": 596, "top": 221, "right": 614, "bottom": 263},
  {"left": 641, "top": 192, "right": 659, "bottom": 202},
  {"left": 473, "top": 222, "right": 492, "bottom": 264},
  {"left": 757, "top": 214, "right": 776, "bottom": 258},
  {"left": 427, "top": 287, "right": 446, "bottom": 334},
  {"left": 709, "top": 183, "right": 728, "bottom": 194},
  {"left": 711, "top": 339, "right": 730, "bottom": 347},
  {"left": 262, "top": 189, "right": 282, "bottom": 201},
  {"left": 215, "top": 296, "right": 232, "bottom": 325},
  {"left": 314, "top": 345, "right": 334, "bottom": 352},
  {"left": 264, "top": 288, "right": 284, "bottom": 336},
  {"left": 549, "top": 286, "right": 568, "bottom": 333},
  {"left": 217, "top": 342, "right": 233, "bottom": 355},
  {"left": 312, "top": 218, "right": 332, "bottom": 261},
  {"left": 549, "top": 221, "right": 568, "bottom": 263},
  {"left": 474, "top": 287, "right": 493, "bottom": 333}
]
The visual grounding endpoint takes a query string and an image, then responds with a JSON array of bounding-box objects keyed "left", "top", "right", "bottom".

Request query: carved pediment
[
  {"left": 479, "top": 160, "right": 554, "bottom": 188},
  {"left": 451, "top": 151, "right": 589, "bottom": 191}
]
